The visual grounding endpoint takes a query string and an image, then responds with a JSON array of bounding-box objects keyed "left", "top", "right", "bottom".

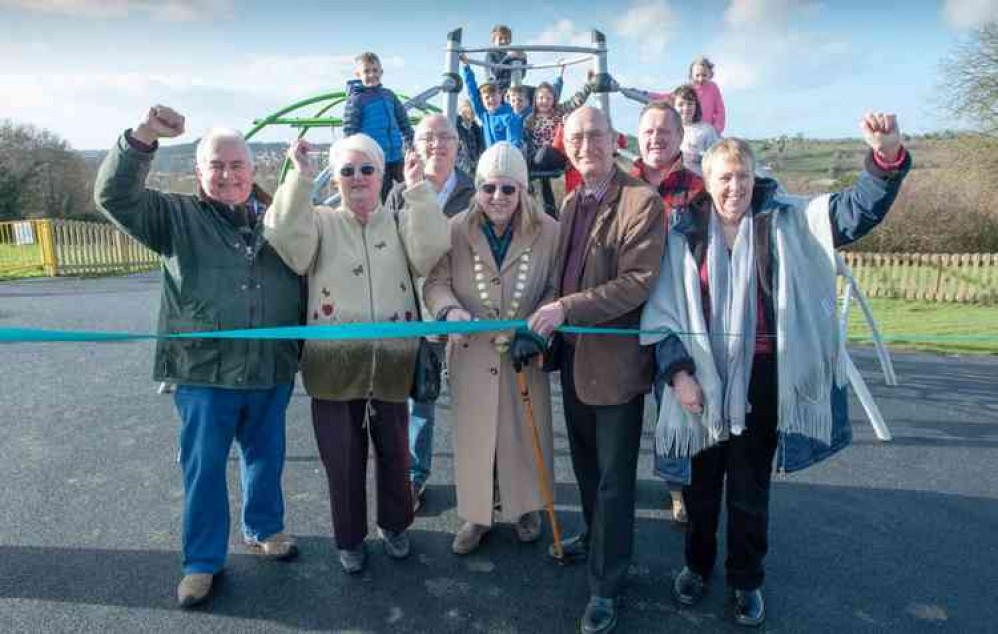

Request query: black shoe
[
  {"left": 580, "top": 596, "right": 617, "bottom": 634},
  {"left": 733, "top": 588, "right": 765, "bottom": 627},
  {"left": 550, "top": 533, "right": 588, "bottom": 562},
  {"left": 673, "top": 566, "right": 706, "bottom": 606}
]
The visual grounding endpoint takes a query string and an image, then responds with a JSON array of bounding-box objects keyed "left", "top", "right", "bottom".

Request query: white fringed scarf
[{"left": 640, "top": 194, "right": 847, "bottom": 458}]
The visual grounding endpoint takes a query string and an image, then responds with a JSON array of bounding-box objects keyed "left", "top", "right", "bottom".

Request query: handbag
[
  {"left": 393, "top": 206, "right": 443, "bottom": 402},
  {"left": 411, "top": 336, "right": 442, "bottom": 402}
]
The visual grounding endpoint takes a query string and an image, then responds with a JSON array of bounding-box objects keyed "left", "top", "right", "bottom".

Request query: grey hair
[{"left": 195, "top": 128, "right": 253, "bottom": 169}]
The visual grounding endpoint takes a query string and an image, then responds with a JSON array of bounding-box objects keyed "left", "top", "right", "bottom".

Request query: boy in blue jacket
[
  {"left": 461, "top": 53, "right": 528, "bottom": 150},
  {"left": 343, "top": 52, "right": 415, "bottom": 200}
]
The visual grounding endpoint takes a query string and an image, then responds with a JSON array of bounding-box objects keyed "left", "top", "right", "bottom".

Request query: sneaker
[
  {"left": 244, "top": 532, "right": 298, "bottom": 560},
  {"left": 451, "top": 522, "right": 490, "bottom": 555},
  {"left": 379, "top": 528, "right": 411, "bottom": 559},
  {"left": 515, "top": 511, "right": 542, "bottom": 543},
  {"left": 176, "top": 573, "right": 213, "bottom": 608},
  {"left": 673, "top": 566, "right": 706, "bottom": 606},
  {"left": 339, "top": 546, "right": 366, "bottom": 574}
]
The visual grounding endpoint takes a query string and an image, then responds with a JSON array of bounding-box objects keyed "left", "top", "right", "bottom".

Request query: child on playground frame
[
  {"left": 461, "top": 53, "right": 528, "bottom": 149},
  {"left": 672, "top": 83, "right": 721, "bottom": 176},
  {"left": 486, "top": 24, "right": 527, "bottom": 94},
  {"left": 342, "top": 51, "right": 415, "bottom": 200},
  {"left": 689, "top": 55, "right": 726, "bottom": 135}
]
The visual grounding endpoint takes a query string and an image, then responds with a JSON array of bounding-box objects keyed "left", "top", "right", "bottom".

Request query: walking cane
[{"left": 514, "top": 369, "right": 565, "bottom": 561}]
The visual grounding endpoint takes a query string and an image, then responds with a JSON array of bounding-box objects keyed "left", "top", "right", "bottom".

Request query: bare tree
[
  {"left": 0, "top": 119, "right": 95, "bottom": 220},
  {"left": 940, "top": 22, "right": 998, "bottom": 134}
]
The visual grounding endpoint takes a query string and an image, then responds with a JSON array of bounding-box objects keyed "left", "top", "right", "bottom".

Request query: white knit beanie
[
  {"left": 475, "top": 142, "right": 528, "bottom": 191},
  {"left": 331, "top": 133, "right": 386, "bottom": 176}
]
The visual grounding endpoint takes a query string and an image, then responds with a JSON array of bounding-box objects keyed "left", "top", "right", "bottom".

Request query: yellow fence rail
[
  {"left": 0, "top": 219, "right": 158, "bottom": 278},
  {"left": 3, "top": 221, "right": 998, "bottom": 303},
  {"left": 841, "top": 252, "right": 998, "bottom": 304}
]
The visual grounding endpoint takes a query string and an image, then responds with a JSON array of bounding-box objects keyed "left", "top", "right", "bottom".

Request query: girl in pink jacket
[{"left": 690, "top": 56, "right": 725, "bottom": 135}]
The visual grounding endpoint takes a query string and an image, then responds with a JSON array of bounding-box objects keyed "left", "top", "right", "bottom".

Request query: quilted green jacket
[{"left": 94, "top": 132, "right": 302, "bottom": 388}]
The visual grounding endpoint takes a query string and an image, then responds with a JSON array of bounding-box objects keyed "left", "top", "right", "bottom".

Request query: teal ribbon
[{"left": 0, "top": 321, "right": 993, "bottom": 344}]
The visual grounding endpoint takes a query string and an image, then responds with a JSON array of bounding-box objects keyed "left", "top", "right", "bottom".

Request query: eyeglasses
[
  {"left": 415, "top": 133, "right": 456, "bottom": 145},
  {"left": 339, "top": 164, "right": 377, "bottom": 178},
  {"left": 565, "top": 130, "right": 608, "bottom": 147},
  {"left": 480, "top": 183, "right": 518, "bottom": 196}
]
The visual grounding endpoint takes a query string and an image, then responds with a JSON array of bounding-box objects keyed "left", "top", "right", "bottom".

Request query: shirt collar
[
  {"left": 581, "top": 170, "right": 614, "bottom": 204},
  {"left": 435, "top": 170, "right": 457, "bottom": 206}
]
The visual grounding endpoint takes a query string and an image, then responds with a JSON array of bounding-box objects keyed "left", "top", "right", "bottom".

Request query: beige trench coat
[{"left": 424, "top": 209, "right": 559, "bottom": 525}]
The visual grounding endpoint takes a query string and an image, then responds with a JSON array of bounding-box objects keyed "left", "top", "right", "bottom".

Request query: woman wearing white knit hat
[{"left": 424, "top": 142, "right": 561, "bottom": 555}]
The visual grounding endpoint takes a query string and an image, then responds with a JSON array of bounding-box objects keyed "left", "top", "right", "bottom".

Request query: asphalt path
[{"left": 1, "top": 273, "right": 996, "bottom": 633}]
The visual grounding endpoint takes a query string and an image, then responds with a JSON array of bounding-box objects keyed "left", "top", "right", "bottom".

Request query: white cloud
[
  {"left": 528, "top": 19, "right": 594, "bottom": 48},
  {"left": 0, "top": 0, "right": 234, "bottom": 21},
  {"left": 723, "top": 0, "right": 821, "bottom": 27},
  {"left": 613, "top": 0, "right": 676, "bottom": 61},
  {"left": 942, "top": 0, "right": 998, "bottom": 28},
  {"left": 710, "top": 0, "right": 853, "bottom": 93}
]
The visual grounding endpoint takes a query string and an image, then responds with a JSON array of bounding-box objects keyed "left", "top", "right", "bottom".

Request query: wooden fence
[
  {"left": 841, "top": 252, "right": 998, "bottom": 304},
  {"left": 3, "top": 220, "right": 997, "bottom": 303},
  {"left": 0, "top": 219, "right": 158, "bottom": 277}
]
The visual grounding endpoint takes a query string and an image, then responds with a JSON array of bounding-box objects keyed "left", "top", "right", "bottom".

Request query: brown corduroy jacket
[{"left": 553, "top": 166, "right": 666, "bottom": 406}]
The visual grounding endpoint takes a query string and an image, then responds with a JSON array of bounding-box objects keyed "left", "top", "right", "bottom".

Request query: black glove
[{"left": 511, "top": 329, "right": 547, "bottom": 372}]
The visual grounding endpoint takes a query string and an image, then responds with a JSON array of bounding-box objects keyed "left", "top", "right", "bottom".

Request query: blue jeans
[
  {"left": 408, "top": 399, "right": 435, "bottom": 488},
  {"left": 174, "top": 383, "right": 293, "bottom": 574},
  {"left": 653, "top": 378, "right": 691, "bottom": 489}
]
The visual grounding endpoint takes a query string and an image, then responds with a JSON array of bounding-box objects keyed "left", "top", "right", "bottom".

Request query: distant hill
[{"left": 80, "top": 141, "right": 330, "bottom": 174}]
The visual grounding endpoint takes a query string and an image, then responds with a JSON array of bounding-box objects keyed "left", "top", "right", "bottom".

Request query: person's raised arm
[
  {"left": 263, "top": 140, "right": 321, "bottom": 275},
  {"left": 461, "top": 55, "right": 487, "bottom": 120},
  {"left": 94, "top": 104, "right": 186, "bottom": 255},
  {"left": 828, "top": 112, "right": 911, "bottom": 248}
]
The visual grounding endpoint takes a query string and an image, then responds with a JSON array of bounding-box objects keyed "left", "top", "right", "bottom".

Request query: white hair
[
  {"left": 330, "top": 133, "right": 385, "bottom": 176},
  {"left": 195, "top": 128, "right": 253, "bottom": 169}
]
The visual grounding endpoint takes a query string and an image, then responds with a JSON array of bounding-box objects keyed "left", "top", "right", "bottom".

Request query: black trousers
[
  {"left": 684, "top": 354, "right": 779, "bottom": 591},
  {"left": 380, "top": 160, "right": 405, "bottom": 202},
  {"left": 560, "top": 345, "right": 645, "bottom": 598},
  {"left": 311, "top": 398, "right": 413, "bottom": 550}
]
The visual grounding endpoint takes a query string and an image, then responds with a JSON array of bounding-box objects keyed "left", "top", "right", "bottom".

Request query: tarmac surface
[{"left": 1, "top": 272, "right": 996, "bottom": 633}]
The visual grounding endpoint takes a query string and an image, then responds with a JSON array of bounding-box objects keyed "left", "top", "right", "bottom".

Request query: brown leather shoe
[
  {"left": 245, "top": 532, "right": 298, "bottom": 560},
  {"left": 451, "top": 522, "right": 490, "bottom": 555},
  {"left": 177, "top": 573, "right": 213, "bottom": 608}
]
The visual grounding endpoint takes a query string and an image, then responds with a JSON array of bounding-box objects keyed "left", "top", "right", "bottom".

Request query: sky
[{"left": 1, "top": 0, "right": 995, "bottom": 150}]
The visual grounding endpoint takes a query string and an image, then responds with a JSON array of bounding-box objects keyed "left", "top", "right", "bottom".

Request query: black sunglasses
[
  {"left": 339, "top": 164, "right": 377, "bottom": 178},
  {"left": 480, "top": 183, "right": 517, "bottom": 196}
]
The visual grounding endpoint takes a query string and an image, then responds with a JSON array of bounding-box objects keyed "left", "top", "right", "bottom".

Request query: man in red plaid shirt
[{"left": 631, "top": 101, "right": 705, "bottom": 227}]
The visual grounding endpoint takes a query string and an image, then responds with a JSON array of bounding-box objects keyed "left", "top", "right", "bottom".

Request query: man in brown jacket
[{"left": 529, "top": 106, "right": 665, "bottom": 634}]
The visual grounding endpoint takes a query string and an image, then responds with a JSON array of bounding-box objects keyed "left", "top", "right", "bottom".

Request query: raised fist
[
  {"left": 287, "top": 139, "right": 316, "bottom": 178},
  {"left": 860, "top": 112, "right": 902, "bottom": 164},
  {"left": 403, "top": 148, "right": 425, "bottom": 189},
  {"left": 133, "top": 105, "right": 185, "bottom": 145}
]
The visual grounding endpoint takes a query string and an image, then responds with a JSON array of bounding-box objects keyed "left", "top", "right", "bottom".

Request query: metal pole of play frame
[
  {"left": 514, "top": 370, "right": 564, "bottom": 560},
  {"left": 591, "top": 30, "right": 610, "bottom": 121},
  {"left": 444, "top": 28, "right": 462, "bottom": 126}
]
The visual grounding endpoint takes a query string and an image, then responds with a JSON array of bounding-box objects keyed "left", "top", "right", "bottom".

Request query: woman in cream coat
[{"left": 424, "top": 142, "right": 559, "bottom": 555}]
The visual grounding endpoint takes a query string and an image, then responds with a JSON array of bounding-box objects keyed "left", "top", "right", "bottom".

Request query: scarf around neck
[
  {"left": 707, "top": 210, "right": 757, "bottom": 435},
  {"left": 639, "top": 194, "right": 845, "bottom": 459}
]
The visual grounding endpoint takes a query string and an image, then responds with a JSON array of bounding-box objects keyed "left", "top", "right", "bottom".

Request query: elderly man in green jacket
[{"left": 94, "top": 105, "right": 303, "bottom": 608}]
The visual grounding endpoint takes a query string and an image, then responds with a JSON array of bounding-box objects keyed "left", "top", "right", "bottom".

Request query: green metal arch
[{"left": 245, "top": 91, "right": 441, "bottom": 184}]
